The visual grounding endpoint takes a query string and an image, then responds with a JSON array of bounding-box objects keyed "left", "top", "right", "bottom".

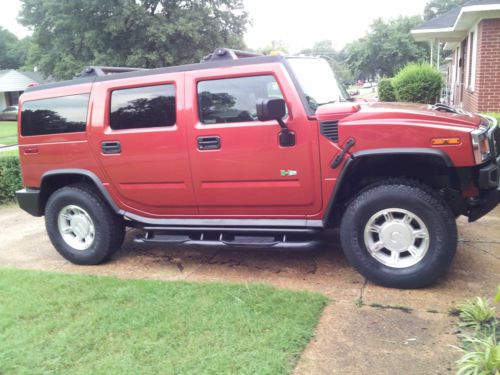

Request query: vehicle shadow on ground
[{"left": 114, "top": 228, "right": 357, "bottom": 282}]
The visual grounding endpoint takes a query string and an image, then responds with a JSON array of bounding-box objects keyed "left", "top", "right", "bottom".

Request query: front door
[
  {"left": 91, "top": 75, "right": 197, "bottom": 216},
  {"left": 185, "top": 66, "right": 321, "bottom": 217}
]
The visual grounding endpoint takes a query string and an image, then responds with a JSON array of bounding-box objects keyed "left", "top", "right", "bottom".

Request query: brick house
[{"left": 411, "top": 0, "right": 500, "bottom": 112}]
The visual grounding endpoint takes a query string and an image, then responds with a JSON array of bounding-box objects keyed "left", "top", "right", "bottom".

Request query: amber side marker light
[{"left": 431, "top": 137, "right": 462, "bottom": 145}]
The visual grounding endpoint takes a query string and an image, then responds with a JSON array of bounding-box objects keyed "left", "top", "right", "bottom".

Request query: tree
[
  {"left": 423, "top": 0, "right": 467, "bottom": 21},
  {"left": 19, "top": 0, "right": 249, "bottom": 80},
  {"left": 0, "top": 27, "right": 30, "bottom": 69},
  {"left": 344, "top": 16, "right": 429, "bottom": 79},
  {"left": 257, "top": 40, "right": 289, "bottom": 55}
]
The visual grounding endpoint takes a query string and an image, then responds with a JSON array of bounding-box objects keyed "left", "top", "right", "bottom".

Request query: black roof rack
[
  {"left": 201, "top": 48, "right": 262, "bottom": 63},
  {"left": 73, "top": 66, "right": 146, "bottom": 79}
]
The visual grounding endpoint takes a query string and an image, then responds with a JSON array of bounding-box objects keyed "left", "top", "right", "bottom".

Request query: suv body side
[{"left": 17, "top": 61, "right": 333, "bottom": 222}]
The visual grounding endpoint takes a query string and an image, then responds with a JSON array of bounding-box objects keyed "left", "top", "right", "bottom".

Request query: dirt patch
[{"left": 1, "top": 205, "right": 499, "bottom": 374}]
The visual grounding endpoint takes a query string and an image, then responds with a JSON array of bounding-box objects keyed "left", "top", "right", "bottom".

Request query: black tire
[
  {"left": 45, "top": 184, "right": 125, "bottom": 265},
  {"left": 340, "top": 180, "right": 457, "bottom": 289}
]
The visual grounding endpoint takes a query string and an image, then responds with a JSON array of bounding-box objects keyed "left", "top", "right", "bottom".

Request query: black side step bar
[{"left": 134, "top": 226, "right": 323, "bottom": 249}]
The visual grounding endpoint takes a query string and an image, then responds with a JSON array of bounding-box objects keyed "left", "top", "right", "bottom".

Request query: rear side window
[
  {"left": 109, "top": 84, "right": 176, "bottom": 130},
  {"left": 197, "top": 75, "right": 284, "bottom": 124},
  {"left": 21, "top": 94, "right": 89, "bottom": 136}
]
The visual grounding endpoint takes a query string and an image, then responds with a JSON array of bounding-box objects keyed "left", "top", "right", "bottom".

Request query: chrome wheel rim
[
  {"left": 57, "top": 205, "right": 95, "bottom": 251},
  {"left": 363, "top": 208, "right": 430, "bottom": 268}
]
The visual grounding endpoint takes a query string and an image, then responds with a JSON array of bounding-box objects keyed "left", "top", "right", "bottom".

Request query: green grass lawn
[
  {"left": 486, "top": 113, "right": 500, "bottom": 123},
  {"left": 0, "top": 121, "right": 18, "bottom": 146},
  {"left": 0, "top": 268, "right": 327, "bottom": 375},
  {"left": 0, "top": 149, "right": 18, "bottom": 158}
]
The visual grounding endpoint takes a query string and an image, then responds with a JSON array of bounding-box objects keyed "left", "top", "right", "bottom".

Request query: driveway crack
[{"left": 461, "top": 241, "right": 500, "bottom": 261}]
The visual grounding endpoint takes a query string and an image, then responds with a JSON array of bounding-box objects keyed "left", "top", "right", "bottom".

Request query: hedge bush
[
  {"left": 378, "top": 78, "right": 396, "bottom": 102},
  {"left": 392, "top": 63, "right": 443, "bottom": 104},
  {"left": 0, "top": 156, "right": 22, "bottom": 204}
]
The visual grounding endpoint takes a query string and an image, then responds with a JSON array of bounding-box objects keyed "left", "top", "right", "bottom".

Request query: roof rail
[
  {"left": 201, "top": 48, "right": 262, "bottom": 63},
  {"left": 73, "top": 66, "right": 147, "bottom": 79}
]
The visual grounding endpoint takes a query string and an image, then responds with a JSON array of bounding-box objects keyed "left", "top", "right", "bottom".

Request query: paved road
[{"left": 0, "top": 205, "right": 499, "bottom": 374}]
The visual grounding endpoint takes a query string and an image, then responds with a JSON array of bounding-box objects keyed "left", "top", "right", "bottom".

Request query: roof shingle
[{"left": 414, "top": 0, "right": 500, "bottom": 31}]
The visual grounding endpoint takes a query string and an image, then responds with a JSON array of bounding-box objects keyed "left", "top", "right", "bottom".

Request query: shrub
[
  {"left": 456, "top": 335, "right": 500, "bottom": 375},
  {"left": 378, "top": 78, "right": 396, "bottom": 102},
  {"left": 486, "top": 113, "right": 500, "bottom": 124},
  {"left": 393, "top": 63, "right": 443, "bottom": 104},
  {"left": 0, "top": 155, "right": 22, "bottom": 204},
  {"left": 456, "top": 297, "right": 496, "bottom": 331}
]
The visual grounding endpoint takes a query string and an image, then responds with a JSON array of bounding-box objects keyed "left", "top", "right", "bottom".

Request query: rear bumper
[{"left": 16, "top": 188, "right": 43, "bottom": 217}]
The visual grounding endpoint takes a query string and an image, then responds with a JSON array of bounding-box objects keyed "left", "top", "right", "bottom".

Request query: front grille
[{"left": 320, "top": 120, "right": 339, "bottom": 143}]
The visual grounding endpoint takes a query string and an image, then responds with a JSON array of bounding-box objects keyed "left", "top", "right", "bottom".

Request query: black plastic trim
[
  {"left": 352, "top": 148, "right": 453, "bottom": 167},
  {"left": 26, "top": 56, "right": 285, "bottom": 93},
  {"left": 322, "top": 148, "right": 454, "bottom": 226},
  {"left": 320, "top": 120, "right": 339, "bottom": 142},
  {"left": 468, "top": 186, "right": 500, "bottom": 222},
  {"left": 41, "top": 169, "right": 122, "bottom": 214},
  {"left": 16, "top": 188, "right": 42, "bottom": 216}
]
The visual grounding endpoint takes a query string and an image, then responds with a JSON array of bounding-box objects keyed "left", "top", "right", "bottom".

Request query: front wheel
[{"left": 340, "top": 180, "right": 457, "bottom": 288}]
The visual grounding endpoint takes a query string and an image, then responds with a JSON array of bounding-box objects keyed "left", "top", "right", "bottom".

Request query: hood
[{"left": 316, "top": 101, "right": 482, "bottom": 130}]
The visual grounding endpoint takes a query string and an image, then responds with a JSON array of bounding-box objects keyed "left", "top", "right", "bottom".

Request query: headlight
[{"left": 471, "top": 125, "right": 491, "bottom": 164}]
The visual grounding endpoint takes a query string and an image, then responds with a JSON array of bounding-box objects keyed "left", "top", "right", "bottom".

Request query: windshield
[{"left": 287, "top": 57, "right": 350, "bottom": 112}]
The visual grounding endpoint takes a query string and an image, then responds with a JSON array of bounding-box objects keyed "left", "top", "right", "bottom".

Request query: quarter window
[
  {"left": 197, "top": 75, "right": 285, "bottom": 124},
  {"left": 21, "top": 94, "right": 89, "bottom": 136},
  {"left": 110, "top": 84, "right": 176, "bottom": 130}
]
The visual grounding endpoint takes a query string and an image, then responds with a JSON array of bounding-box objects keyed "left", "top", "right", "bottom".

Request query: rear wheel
[
  {"left": 45, "top": 184, "right": 125, "bottom": 265},
  {"left": 340, "top": 180, "right": 457, "bottom": 288}
]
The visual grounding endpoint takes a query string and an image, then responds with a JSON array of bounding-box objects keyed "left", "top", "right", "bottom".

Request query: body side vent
[{"left": 320, "top": 120, "right": 339, "bottom": 143}]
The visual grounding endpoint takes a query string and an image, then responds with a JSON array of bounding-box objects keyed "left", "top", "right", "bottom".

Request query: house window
[
  {"left": 467, "top": 28, "right": 478, "bottom": 91},
  {"left": 6, "top": 91, "right": 21, "bottom": 106}
]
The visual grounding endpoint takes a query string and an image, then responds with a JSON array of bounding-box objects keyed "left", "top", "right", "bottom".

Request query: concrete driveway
[{"left": 0, "top": 205, "right": 499, "bottom": 375}]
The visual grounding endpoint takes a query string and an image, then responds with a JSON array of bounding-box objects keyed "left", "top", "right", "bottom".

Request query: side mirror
[
  {"left": 256, "top": 98, "right": 295, "bottom": 147},
  {"left": 256, "top": 98, "right": 286, "bottom": 121}
]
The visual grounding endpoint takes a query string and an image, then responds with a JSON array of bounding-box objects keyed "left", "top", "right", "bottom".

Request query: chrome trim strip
[{"left": 123, "top": 212, "right": 324, "bottom": 228}]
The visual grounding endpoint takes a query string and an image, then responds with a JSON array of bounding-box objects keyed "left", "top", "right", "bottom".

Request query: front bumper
[
  {"left": 16, "top": 188, "right": 43, "bottom": 217},
  {"left": 468, "top": 153, "right": 500, "bottom": 222}
]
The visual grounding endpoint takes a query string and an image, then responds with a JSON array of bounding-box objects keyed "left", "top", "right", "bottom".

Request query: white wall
[{"left": 0, "top": 93, "right": 6, "bottom": 110}]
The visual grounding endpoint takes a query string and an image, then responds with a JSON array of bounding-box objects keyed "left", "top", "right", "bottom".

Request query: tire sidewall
[
  {"left": 45, "top": 188, "right": 113, "bottom": 264},
  {"left": 341, "top": 185, "right": 456, "bottom": 288}
]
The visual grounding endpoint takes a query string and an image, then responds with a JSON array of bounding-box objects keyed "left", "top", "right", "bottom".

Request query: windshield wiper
[{"left": 317, "top": 100, "right": 337, "bottom": 106}]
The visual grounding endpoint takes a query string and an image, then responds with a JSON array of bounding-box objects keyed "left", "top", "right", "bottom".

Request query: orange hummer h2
[{"left": 16, "top": 49, "right": 500, "bottom": 288}]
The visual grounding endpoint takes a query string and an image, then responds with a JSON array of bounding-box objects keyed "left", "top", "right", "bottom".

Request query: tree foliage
[
  {"left": 257, "top": 40, "right": 289, "bottom": 55},
  {"left": 344, "top": 16, "right": 429, "bottom": 80},
  {"left": 0, "top": 27, "right": 30, "bottom": 69},
  {"left": 423, "top": 0, "right": 467, "bottom": 21},
  {"left": 19, "top": 0, "right": 249, "bottom": 80}
]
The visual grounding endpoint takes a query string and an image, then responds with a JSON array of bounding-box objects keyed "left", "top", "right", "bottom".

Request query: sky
[{"left": 0, "top": 0, "right": 429, "bottom": 52}]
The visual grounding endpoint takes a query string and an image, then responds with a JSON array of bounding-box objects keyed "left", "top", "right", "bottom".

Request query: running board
[{"left": 134, "top": 226, "right": 323, "bottom": 249}]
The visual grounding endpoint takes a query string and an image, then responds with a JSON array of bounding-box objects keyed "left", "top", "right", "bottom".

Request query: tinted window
[
  {"left": 197, "top": 75, "right": 284, "bottom": 124},
  {"left": 21, "top": 94, "right": 89, "bottom": 136},
  {"left": 110, "top": 84, "right": 175, "bottom": 130}
]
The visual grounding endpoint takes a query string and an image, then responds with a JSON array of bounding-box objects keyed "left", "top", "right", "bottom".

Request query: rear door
[
  {"left": 185, "top": 63, "right": 322, "bottom": 217},
  {"left": 90, "top": 74, "right": 197, "bottom": 216}
]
